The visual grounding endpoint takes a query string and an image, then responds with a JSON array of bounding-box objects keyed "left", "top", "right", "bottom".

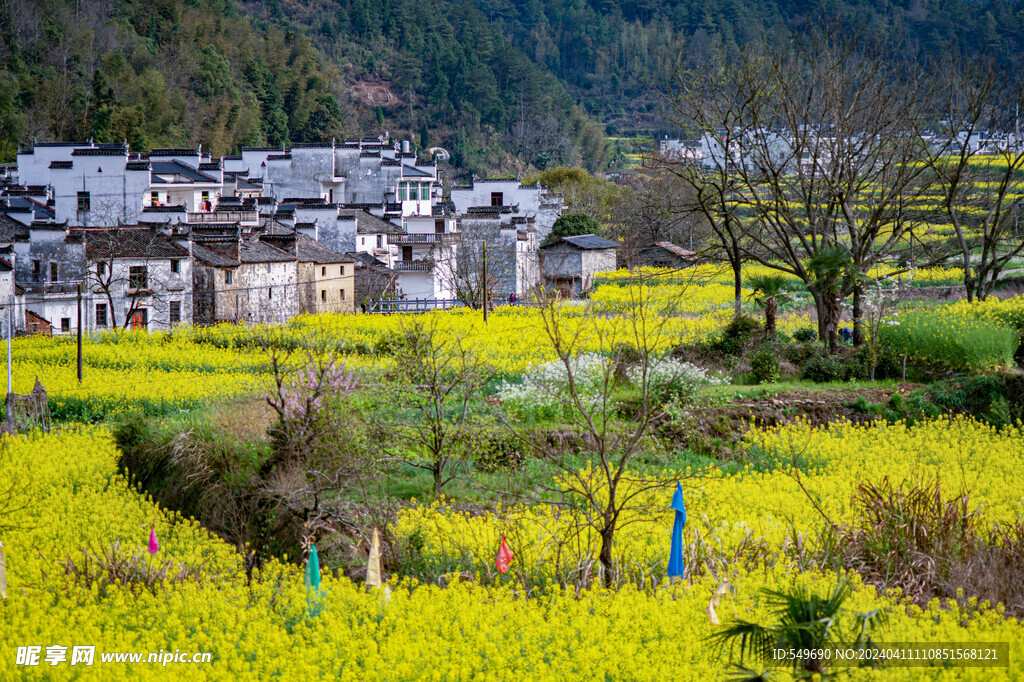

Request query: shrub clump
[
  {"left": 750, "top": 346, "right": 781, "bottom": 384},
  {"left": 499, "top": 353, "right": 613, "bottom": 421},
  {"left": 801, "top": 355, "right": 846, "bottom": 383},
  {"left": 625, "top": 357, "right": 723, "bottom": 403},
  {"left": 709, "top": 315, "right": 762, "bottom": 356}
]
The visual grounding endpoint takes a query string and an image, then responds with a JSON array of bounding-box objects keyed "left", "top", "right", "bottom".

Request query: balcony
[
  {"left": 392, "top": 260, "right": 433, "bottom": 272},
  {"left": 187, "top": 210, "right": 258, "bottom": 224},
  {"left": 390, "top": 233, "right": 452, "bottom": 245}
]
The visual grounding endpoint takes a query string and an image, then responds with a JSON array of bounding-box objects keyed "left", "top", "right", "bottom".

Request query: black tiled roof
[
  {"left": 148, "top": 148, "right": 200, "bottom": 156},
  {"left": 238, "top": 237, "right": 294, "bottom": 263},
  {"left": 76, "top": 227, "right": 190, "bottom": 259},
  {"left": 49, "top": 161, "right": 73, "bottom": 169},
  {"left": 295, "top": 234, "right": 353, "bottom": 264},
  {"left": 150, "top": 160, "right": 219, "bottom": 183},
  {"left": 191, "top": 242, "right": 239, "bottom": 268},
  {"left": 541, "top": 234, "right": 620, "bottom": 250},
  {"left": 71, "top": 148, "right": 127, "bottom": 156},
  {"left": 339, "top": 210, "right": 403, "bottom": 234}
]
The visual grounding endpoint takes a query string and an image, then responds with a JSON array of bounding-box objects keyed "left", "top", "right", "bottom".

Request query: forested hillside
[
  {"left": 0, "top": 0, "right": 347, "bottom": 161},
  {"left": 2, "top": 0, "right": 1023, "bottom": 173},
  {"left": 475, "top": 0, "right": 1024, "bottom": 134}
]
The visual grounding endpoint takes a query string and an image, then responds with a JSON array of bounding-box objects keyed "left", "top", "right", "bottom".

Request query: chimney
[{"left": 402, "top": 140, "right": 411, "bottom": 154}]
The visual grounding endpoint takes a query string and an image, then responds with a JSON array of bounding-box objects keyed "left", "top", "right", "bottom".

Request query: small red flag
[
  {"left": 495, "top": 535, "right": 513, "bottom": 574},
  {"left": 148, "top": 526, "right": 160, "bottom": 555}
]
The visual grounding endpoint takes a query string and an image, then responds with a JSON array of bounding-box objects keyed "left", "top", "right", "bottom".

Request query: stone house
[
  {"left": 189, "top": 230, "right": 299, "bottom": 326},
  {"left": 636, "top": 242, "right": 696, "bottom": 269},
  {"left": 294, "top": 235, "right": 355, "bottom": 315},
  {"left": 539, "top": 234, "right": 619, "bottom": 297}
]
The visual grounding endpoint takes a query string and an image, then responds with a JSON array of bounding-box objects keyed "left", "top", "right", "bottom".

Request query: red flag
[
  {"left": 148, "top": 526, "right": 160, "bottom": 555},
  {"left": 495, "top": 535, "right": 513, "bottom": 574}
]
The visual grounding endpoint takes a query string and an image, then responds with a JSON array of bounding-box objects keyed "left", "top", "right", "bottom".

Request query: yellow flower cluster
[
  {"left": 3, "top": 425, "right": 1024, "bottom": 680},
  {"left": 1, "top": 331, "right": 270, "bottom": 419},
  {"left": 396, "top": 417, "right": 1024, "bottom": 576}
]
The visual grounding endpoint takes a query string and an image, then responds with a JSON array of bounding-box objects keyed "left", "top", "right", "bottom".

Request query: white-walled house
[
  {"left": 77, "top": 226, "right": 193, "bottom": 331},
  {"left": 450, "top": 176, "right": 563, "bottom": 242},
  {"left": 391, "top": 211, "right": 458, "bottom": 300}
]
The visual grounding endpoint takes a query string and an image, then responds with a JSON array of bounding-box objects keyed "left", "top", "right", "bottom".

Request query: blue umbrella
[
  {"left": 305, "top": 544, "right": 321, "bottom": 592},
  {"left": 667, "top": 482, "right": 687, "bottom": 579}
]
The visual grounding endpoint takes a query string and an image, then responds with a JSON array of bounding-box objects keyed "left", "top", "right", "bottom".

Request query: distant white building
[{"left": 450, "top": 176, "right": 563, "bottom": 242}]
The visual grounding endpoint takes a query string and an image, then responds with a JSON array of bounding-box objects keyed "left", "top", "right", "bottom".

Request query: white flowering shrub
[
  {"left": 626, "top": 357, "right": 724, "bottom": 404},
  {"left": 499, "top": 353, "right": 613, "bottom": 421}
]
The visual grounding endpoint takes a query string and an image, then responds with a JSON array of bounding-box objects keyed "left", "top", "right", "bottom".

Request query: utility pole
[
  {"left": 76, "top": 283, "right": 83, "bottom": 383},
  {"left": 5, "top": 306, "right": 11, "bottom": 433},
  {"left": 5, "top": 306, "right": 10, "bottom": 393},
  {"left": 481, "top": 240, "right": 489, "bottom": 323}
]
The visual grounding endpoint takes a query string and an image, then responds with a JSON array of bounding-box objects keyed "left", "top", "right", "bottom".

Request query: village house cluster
[{"left": 0, "top": 135, "right": 627, "bottom": 334}]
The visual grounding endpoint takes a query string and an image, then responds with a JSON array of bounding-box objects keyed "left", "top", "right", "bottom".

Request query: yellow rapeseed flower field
[{"left": 2, "top": 421, "right": 1022, "bottom": 679}]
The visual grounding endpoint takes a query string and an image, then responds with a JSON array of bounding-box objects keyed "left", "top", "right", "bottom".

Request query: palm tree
[
  {"left": 712, "top": 579, "right": 885, "bottom": 678},
  {"left": 807, "top": 244, "right": 855, "bottom": 353},
  {"left": 747, "top": 275, "right": 791, "bottom": 338}
]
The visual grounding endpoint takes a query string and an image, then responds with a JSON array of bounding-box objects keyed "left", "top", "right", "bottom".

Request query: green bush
[
  {"left": 750, "top": 346, "right": 781, "bottom": 384},
  {"left": 847, "top": 344, "right": 904, "bottom": 381},
  {"left": 781, "top": 342, "right": 826, "bottom": 366},
  {"left": 793, "top": 328, "right": 818, "bottom": 342},
  {"left": 709, "top": 315, "right": 762, "bottom": 356},
  {"left": 880, "top": 311, "right": 1018, "bottom": 373},
  {"left": 928, "top": 373, "right": 1024, "bottom": 429},
  {"left": 802, "top": 355, "right": 845, "bottom": 383}
]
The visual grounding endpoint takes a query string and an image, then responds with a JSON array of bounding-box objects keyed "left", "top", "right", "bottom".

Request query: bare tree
[
  {"left": 927, "top": 56, "right": 1024, "bottom": 301},
  {"left": 373, "top": 318, "right": 492, "bottom": 495},
  {"left": 607, "top": 169, "right": 710, "bottom": 267},
  {"left": 80, "top": 227, "right": 173, "bottom": 329},
  {"left": 438, "top": 218, "right": 518, "bottom": 309},
  {"left": 666, "top": 27, "right": 935, "bottom": 344},
  {"left": 504, "top": 275, "right": 701, "bottom": 586}
]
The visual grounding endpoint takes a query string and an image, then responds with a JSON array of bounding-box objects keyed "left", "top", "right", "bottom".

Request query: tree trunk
[
  {"left": 964, "top": 258, "right": 976, "bottom": 303},
  {"left": 852, "top": 284, "right": 864, "bottom": 348},
  {"left": 432, "top": 461, "right": 444, "bottom": 497},
  {"left": 765, "top": 297, "right": 777, "bottom": 337},
  {"left": 810, "top": 289, "right": 825, "bottom": 341},
  {"left": 599, "top": 523, "right": 615, "bottom": 588},
  {"left": 732, "top": 257, "right": 743, "bottom": 317},
  {"left": 823, "top": 292, "right": 841, "bottom": 353}
]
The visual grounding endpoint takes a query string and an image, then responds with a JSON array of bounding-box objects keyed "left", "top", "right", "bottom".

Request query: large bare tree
[
  {"left": 927, "top": 56, "right": 1024, "bottom": 301},
  {"left": 666, "top": 28, "right": 935, "bottom": 346}
]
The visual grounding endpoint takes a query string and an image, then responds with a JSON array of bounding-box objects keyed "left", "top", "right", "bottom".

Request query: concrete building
[
  {"left": 147, "top": 148, "right": 223, "bottom": 213},
  {"left": 539, "top": 234, "right": 619, "bottom": 297}
]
